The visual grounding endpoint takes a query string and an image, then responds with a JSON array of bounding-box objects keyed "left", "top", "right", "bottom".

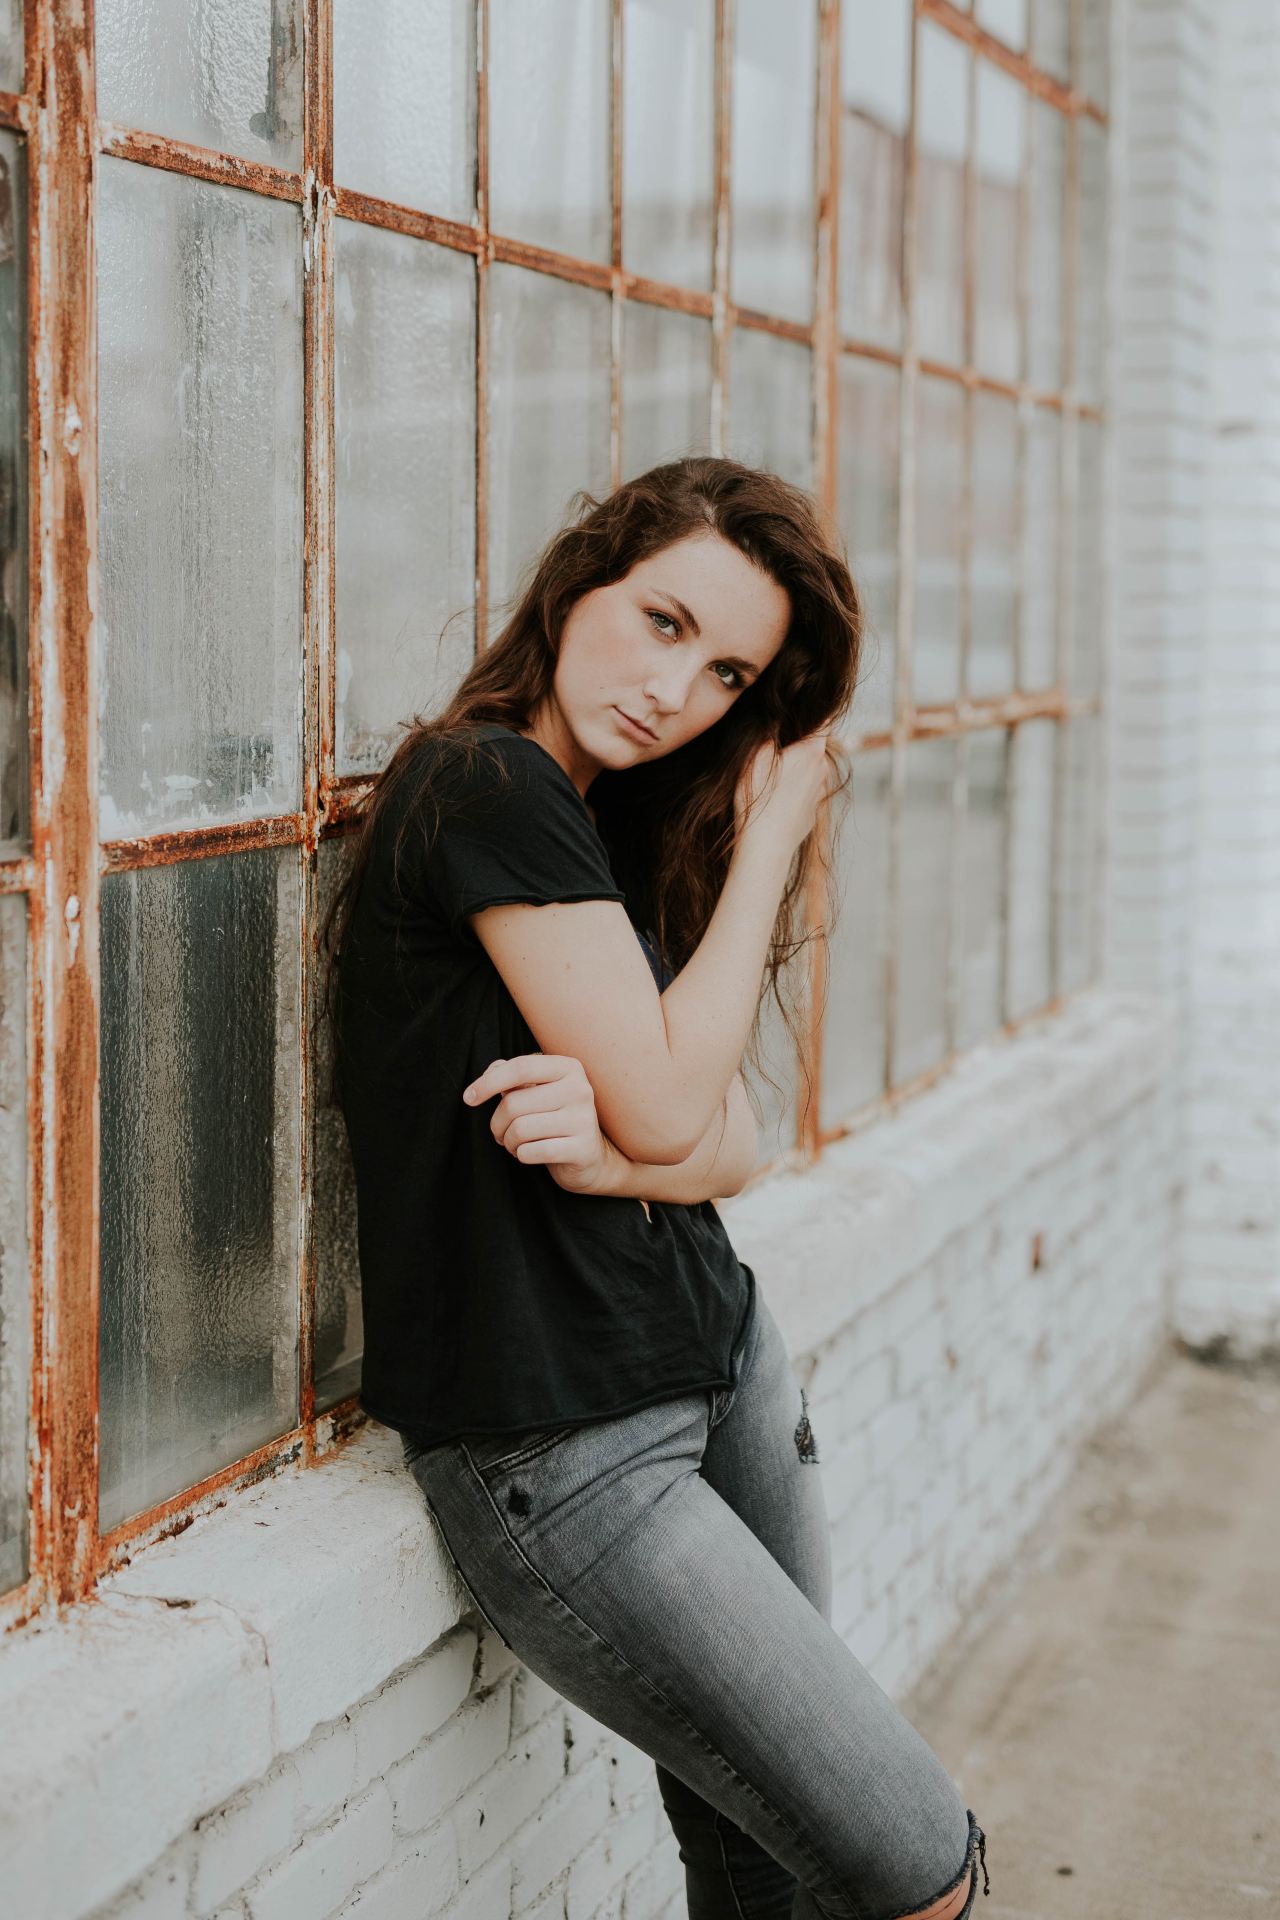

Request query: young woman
[{"left": 324, "top": 457, "right": 989, "bottom": 1920}]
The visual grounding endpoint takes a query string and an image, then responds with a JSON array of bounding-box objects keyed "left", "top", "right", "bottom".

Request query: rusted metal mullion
[
  {"left": 730, "top": 304, "right": 813, "bottom": 346},
  {"left": 474, "top": 0, "right": 489, "bottom": 649},
  {"left": 620, "top": 272, "right": 714, "bottom": 321},
  {"left": 31, "top": 0, "right": 101, "bottom": 1607},
  {"left": 0, "top": 86, "right": 31, "bottom": 132},
  {"left": 100, "top": 812, "right": 307, "bottom": 873},
  {"left": 0, "top": 854, "right": 37, "bottom": 894},
  {"left": 918, "top": 0, "right": 1091, "bottom": 118},
  {"left": 331, "top": 184, "right": 481, "bottom": 256},
  {"left": 608, "top": 0, "right": 623, "bottom": 489},
  {"left": 491, "top": 231, "right": 614, "bottom": 294},
  {"left": 709, "top": 0, "right": 732, "bottom": 454},
  {"left": 884, "top": 4, "right": 923, "bottom": 1096},
  {"left": 296, "top": 0, "right": 334, "bottom": 1448},
  {"left": 799, "top": 0, "right": 840, "bottom": 1159},
  {"left": 838, "top": 335, "right": 903, "bottom": 371},
  {"left": 96, "top": 123, "right": 304, "bottom": 202}
]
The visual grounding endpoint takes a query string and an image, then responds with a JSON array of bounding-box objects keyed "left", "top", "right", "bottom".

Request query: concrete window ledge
[{"left": 0, "top": 985, "right": 1175, "bottom": 1919}]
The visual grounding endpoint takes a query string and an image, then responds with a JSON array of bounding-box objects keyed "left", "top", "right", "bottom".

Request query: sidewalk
[{"left": 904, "top": 1347, "right": 1280, "bottom": 1919}]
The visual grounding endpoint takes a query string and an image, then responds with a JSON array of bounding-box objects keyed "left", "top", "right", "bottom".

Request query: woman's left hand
[{"left": 462, "top": 1053, "right": 624, "bottom": 1197}]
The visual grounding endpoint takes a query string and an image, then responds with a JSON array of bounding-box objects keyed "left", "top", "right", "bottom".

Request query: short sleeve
[{"left": 421, "top": 732, "right": 627, "bottom": 935}]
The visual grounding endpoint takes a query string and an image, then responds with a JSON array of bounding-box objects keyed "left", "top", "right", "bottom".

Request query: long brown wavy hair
[{"left": 318, "top": 455, "right": 864, "bottom": 1128}]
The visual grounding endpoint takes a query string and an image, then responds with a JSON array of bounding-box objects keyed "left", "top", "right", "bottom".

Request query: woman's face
[{"left": 531, "top": 531, "right": 792, "bottom": 793}]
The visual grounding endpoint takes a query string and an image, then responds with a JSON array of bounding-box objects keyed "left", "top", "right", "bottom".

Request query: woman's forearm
[{"left": 602, "top": 1072, "right": 759, "bottom": 1206}]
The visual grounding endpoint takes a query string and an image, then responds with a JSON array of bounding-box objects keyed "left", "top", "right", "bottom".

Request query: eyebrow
[{"left": 646, "top": 587, "right": 767, "bottom": 684}]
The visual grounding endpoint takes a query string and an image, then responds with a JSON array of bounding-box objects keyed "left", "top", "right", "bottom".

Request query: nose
[{"left": 641, "top": 658, "right": 701, "bottom": 716}]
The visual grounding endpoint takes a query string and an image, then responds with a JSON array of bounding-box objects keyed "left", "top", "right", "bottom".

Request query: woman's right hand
[{"left": 733, "top": 728, "right": 840, "bottom": 858}]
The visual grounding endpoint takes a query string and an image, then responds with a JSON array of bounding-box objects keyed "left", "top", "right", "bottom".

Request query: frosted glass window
[
  {"left": 1022, "top": 405, "right": 1060, "bottom": 689},
  {"left": 730, "top": 0, "right": 817, "bottom": 325},
  {"left": 968, "top": 393, "right": 1018, "bottom": 700},
  {"left": 622, "top": 0, "right": 714, "bottom": 290},
  {"left": 895, "top": 737, "right": 955, "bottom": 1083},
  {"left": 838, "top": 354, "right": 899, "bottom": 735},
  {"left": 0, "top": 130, "right": 27, "bottom": 850},
  {"left": 1075, "top": 120, "right": 1107, "bottom": 407},
  {"left": 914, "top": 24, "right": 968, "bottom": 367},
  {"left": 1072, "top": 418, "right": 1103, "bottom": 697},
  {"left": 335, "top": 223, "right": 476, "bottom": 774},
  {"left": 1030, "top": 0, "right": 1070, "bottom": 82},
  {"left": 976, "top": 0, "right": 1028, "bottom": 49},
  {"left": 973, "top": 63, "right": 1024, "bottom": 384},
  {"left": 1028, "top": 103, "right": 1066, "bottom": 391},
  {"left": 489, "top": 0, "right": 611, "bottom": 261},
  {"left": 0, "top": 0, "right": 20, "bottom": 96},
  {"left": 821, "top": 748, "right": 890, "bottom": 1122},
  {"left": 1059, "top": 714, "right": 1098, "bottom": 993},
  {"left": 99, "top": 849, "right": 301, "bottom": 1531},
  {"left": 621, "top": 303, "right": 713, "bottom": 480},
  {"left": 1076, "top": 0, "right": 1109, "bottom": 108},
  {"left": 0, "top": 894, "right": 27, "bottom": 1592},
  {"left": 956, "top": 729, "right": 1007, "bottom": 1047},
  {"left": 727, "top": 329, "right": 812, "bottom": 489},
  {"left": 487, "top": 265, "right": 612, "bottom": 627},
  {"left": 95, "top": 0, "right": 304, "bottom": 168},
  {"left": 838, "top": 0, "right": 910, "bottom": 349},
  {"left": 333, "top": 0, "right": 474, "bottom": 220},
  {"left": 97, "top": 159, "right": 304, "bottom": 837},
  {"left": 912, "top": 376, "right": 965, "bottom": 708},
  {"left": 314, "top": 837, "right": 362, "bottom": 1412},
  {"left": 1006, "top": 717, "right": 1054, "bottom": 1018}
]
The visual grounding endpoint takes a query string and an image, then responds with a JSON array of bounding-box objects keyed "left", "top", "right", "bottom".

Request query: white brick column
[{"left": 1181, "top": 0, "right": 1280, "bottom": 1353}]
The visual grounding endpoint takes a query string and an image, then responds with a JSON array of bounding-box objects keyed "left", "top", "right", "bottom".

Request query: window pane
[
  {"left": 968, "top": 392, "right": 1018, "bottom": 700},
  {"left": 623, "top": 0, "right": 714, "bottom": 290},
  {"left": 1022, "top": 404, "right": 1060, "bottom": 689},
  {"left": 839, "top": 354, "right": 899, "bottom": 734},
  {"left": 912, "top": 375, "right": 965, "bottom": 707},
  {"left": 333, "top": 0, "right": 474, "bottom": 220},
  {"left": 1059, "top": 713, "right": 1098, "bottom": 993},
  {"left": 956, "top": 729, "right": 1007, "bottom": 1046},
  {"left": 976, "top": 0, "right": 1028, "bottom": 49},
  {"left": 335, "top": 223, "right": 476, "bottom": 774},
  {"left": 487, "top": 265, "right": 611, "bottom": 627},
  {"left": 99, "top": 849, "right": 301, "bottom": 1531},
  {"left": 744, "top": 975, "right": 800, "bottom": 1168},
  {"left": 0, "top": 130, "right": 27, "bottom": 850},
  {"left": 1028, "top": 102, "right": 1066, "bottom": 391},
  {"left": 1006, "top": 716, "right": 1054, "bottom": 1019},
  {"left": 0, "top": 0, "right": 20, "bottom": 93},
  {"left": 727, "top": 329, "right": 812, "bottom": 488},
  {"left": 489, "top": 0, "right": 611, "bottom": 261},
  {"left": 821, "top": 748, "right": 890, "bottom": 1121},
  {"left": 314, "top": 836, "right": 362, "bottom": 1412},
  {"left": 973, "top": 62, "right": 1024, "bottom": 384},
  {"left": 1074, "top": 119, "right": 1107, "bottom": 407},
  {"left": 730, "top": 0, "right": 817, "bottom": 324},
  {"left": 97, "top": 160, "right": 304, "bottom": 837},
  {"left": 0, "top": 894, "right": 27, "bottom": 1591},
  {"left": 1076, "top": 0, "right": 1109, "bottom": 108},
  {"left": 1072, "top": 417, "right": 1103, "bottom": 697},
  {"left": 838, "top": 0, "right": 910, "bottom": 350},
  {"left": 95, "top": 0, "right": 303, "bottom": 168},
  {"left": 1030, "top": 0, "right": 1070, "bottom": 82},
  {"left": 895, "top": 737, "right": 955, "bottom": 1082},
  {"left": 621, "top": 303, "right": 712, "bottom": 479},
  {"left": 914, "top": 23, "right": 968, "bottom": 367}
]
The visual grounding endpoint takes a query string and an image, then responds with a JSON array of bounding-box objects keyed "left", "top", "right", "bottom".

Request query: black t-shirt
[{"left": 335, "top": 722, "right": 755, "bottom": 1446}]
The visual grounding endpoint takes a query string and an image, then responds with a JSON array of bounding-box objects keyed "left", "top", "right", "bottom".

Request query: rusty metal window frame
[{"left": 0, "top": 0, "right": 1106, "bottom": 1623}]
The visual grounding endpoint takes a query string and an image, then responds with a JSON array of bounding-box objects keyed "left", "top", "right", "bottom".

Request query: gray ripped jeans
[{"left": 403, "top": 1286, "right": 989, "bottom": 1920}]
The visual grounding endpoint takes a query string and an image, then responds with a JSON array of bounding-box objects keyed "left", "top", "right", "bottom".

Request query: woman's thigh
[{"left": 405, "top": 1369, "right": 976, "bottom": 1920}]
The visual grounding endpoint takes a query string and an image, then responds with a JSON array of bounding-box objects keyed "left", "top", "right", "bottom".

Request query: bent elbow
[{"left": 606, "top": 1108, "right": 703, "bottom": 1167}]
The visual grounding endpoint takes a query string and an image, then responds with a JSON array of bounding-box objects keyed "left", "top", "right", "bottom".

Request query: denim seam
[
  {"left": 713, "top": 1808, "right": 750, "bottom": 1920},
  {"left": 455, "top": 1441, "right": 866, "bottom": 1919},
  {"left": 876, "top": 1811, "right": 986, "bottom": 1920},
  {"left": 470, "top": 1425, "right": 577, "bottom": 1477}
]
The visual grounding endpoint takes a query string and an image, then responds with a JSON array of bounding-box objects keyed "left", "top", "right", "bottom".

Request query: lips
[{"left": 615, "top": 708, "right": 658, "bottom": 742}]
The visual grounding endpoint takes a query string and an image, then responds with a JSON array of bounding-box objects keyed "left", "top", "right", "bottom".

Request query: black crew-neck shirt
[{"left": 334, "top": 722, "right": 755, "bottom": 1446}]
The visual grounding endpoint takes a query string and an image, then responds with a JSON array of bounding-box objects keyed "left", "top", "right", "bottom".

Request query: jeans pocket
[{"left": 463, "top": 1423, "right": 578, "bottom": 1479}]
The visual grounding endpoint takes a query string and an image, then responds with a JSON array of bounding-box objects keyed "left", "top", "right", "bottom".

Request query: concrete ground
[{"left": 904, "top": 1347, "right": 1280, "bottom": 1919}]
